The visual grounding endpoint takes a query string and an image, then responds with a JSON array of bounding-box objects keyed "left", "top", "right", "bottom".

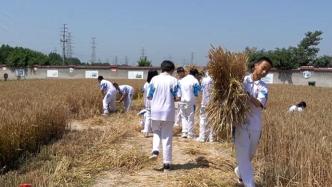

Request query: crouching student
[
  {"left": 234, "top": 57, "right": 273, "bottom": 187},
  {"left": 288, "top": 101, "right": 306, "bottom": 112},
  {"left": 113, "top": 83, "right": 135, "bottom": 112},
  {"left": 97, "top": 76, "right": 117, "bottom": 115},
  {"left": 147, "top": 60, "right": 181, "bottom": 172}
]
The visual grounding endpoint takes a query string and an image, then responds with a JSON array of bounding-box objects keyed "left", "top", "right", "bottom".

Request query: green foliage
[
  {"left": 313, "top": 55, "right": 332, "bottom": 67},
  {"left": 48, "top": 52, "right": 63, "bottom": 65},
  {"left": 137, "top": 56, "right": 151, "bottom": 67},
  {"left": 65, "top": 57, "right": 81, "bottom": 65},
  {"left": 246, "top": 30, "right": 329, "bottom": 69},
  {"left": 0, "top": 44, "right": 82, "bottom": 67},
  {"left": 295, "top": 31, "right": 323, "bottom": 66}
]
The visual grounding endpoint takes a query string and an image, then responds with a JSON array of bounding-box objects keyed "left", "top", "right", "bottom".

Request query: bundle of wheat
[{"left": 206, "top": 46, "right": 250, "bottom": 141}]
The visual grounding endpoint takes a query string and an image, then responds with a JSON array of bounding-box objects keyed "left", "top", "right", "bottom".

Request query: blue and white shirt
[
  {"left": 201, "top": 74, "right": 213, "bottom": 107},
  {"left": 147, "top": 72, "right": 181, "bottom": 121},
  {"left": 119, "top": 85, "right": 134, "bottom": 96},
  {"left": 243, "top": 74, "right": 269, "bottom": 130},
  {"left": 179, "top": 74, "right": 200, "bottom": 106},
  {"left": 100, "top": 79, "right": 117, "bottom": 95}
]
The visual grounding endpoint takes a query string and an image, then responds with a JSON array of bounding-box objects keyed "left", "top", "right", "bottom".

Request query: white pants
[
  {"left": 151, "top": 120, "right": 174, "bottom": 164},
  {"left": 174, "top": 102, "right": 182, "bottom": 126},
  {"left": 198, "top": 106, "right": 213, "bottom": 140},
  {"left": 103, "top": 93, "right": 116, "bottom": 114},
  {"left": 180, "top": 103, "right": 195, "bottom": 136},
  {"left": 142, "top": 108, "right": 152, "bottom": 133},
  {"left": 123, "top": 93, "right": 133, "bottom": 112},
  {"left": 234, "top": 125, "right": 261, "bottom": 187}
]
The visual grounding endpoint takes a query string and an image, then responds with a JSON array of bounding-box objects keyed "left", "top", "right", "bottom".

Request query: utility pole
[
  {"left": 91, "top": 37, "right": 96, "bottom": 63},
  {"left": 125, "top": 56, "right": 128, "bottom": 65},
  {"left": 190, "top": 52, "right": 194, "bottom": 64},
  {"left": 60, "top": 24, "right": 68, "bottom": 65},
  {"left": 141, "top": 47, "right": 145, "bottom": 59},
  {"left": 115, "top": 56, "right": 118, "bottom": 65}
]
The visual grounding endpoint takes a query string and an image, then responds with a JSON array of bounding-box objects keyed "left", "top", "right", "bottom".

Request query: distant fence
[{"left": 1, "top": 65, "right": 332, "bottom": 87}]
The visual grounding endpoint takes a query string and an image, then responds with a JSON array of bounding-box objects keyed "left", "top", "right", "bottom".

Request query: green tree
[
  {"left": 48, "top": 52, "right": 63, "bottom": 65},
  {"left": 0, "top": 44, "right": 13, "bottom": 64},
  {"left": 137, "top": 56, "right": 151, "bottom": 67},
  {"left": 65, "top": 57, "right": 81, "bottom": 65},
  {"left": 295, "top": 31, "right": 323, "bottom": 66},
  {"left": 313, "top": 55, "right": 332, "bottom": 67}
]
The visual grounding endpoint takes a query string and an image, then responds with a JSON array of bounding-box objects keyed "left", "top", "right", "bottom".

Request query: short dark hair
[
  {"left": 97, "top": 75, "right": 104, "bottom": 81},
  {"left": 161, "top": 60, "right": 175, "bottom": 72},
  {"left": 176, "top": 67, "right": 185, "bottom": 73},
  {"left": 189, "top": 68, "right": 199, "bottom": 77},
  {"left": 255, "top": 56, "right": 273, "bottom": 67},
  {"left": 297, "top": 101, "right": 306, "bottom": 108},
  {"left": 147, "top": 70, "right": 159, "bottom": 83}
]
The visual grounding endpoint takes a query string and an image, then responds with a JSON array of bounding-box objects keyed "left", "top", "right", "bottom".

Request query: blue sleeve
[
  {"left": 100, "top": 83, "right": 107, "bottom": 91},
  {"left": 170, "top": 83, "right": 180, "bottom": 97},
  {"left": 193, "top": 83, "right": 201, "bottom": 97},
  {"left": 147, "top": 84, "right": 155, "bottom": 99}
]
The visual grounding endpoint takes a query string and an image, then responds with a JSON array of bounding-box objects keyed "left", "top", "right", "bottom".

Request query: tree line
[
  {"left": 0, "top": 45, "right": 81, "bottom": 67},
  {"left": 246, "top": 31, "right": 332, "bottom": 69}
]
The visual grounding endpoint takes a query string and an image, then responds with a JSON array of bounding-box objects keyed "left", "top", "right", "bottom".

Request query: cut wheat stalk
[{"left": 206, "top": 46, "right": 250, "bottom": 141}]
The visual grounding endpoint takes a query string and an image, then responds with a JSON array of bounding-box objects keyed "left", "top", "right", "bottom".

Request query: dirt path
[
  {"left": 92, "top": 131, "right": 237, "bottom": 186},
  {"left": 69, "top": 115, "right": 238, "bottom": 187}
]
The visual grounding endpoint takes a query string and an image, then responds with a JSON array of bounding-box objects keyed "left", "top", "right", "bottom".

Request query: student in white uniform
[
  {"left": 141, "top": 70, "right": 159, "bottom": 137},
  {"left": 97, "top": 76, "right": 117, "bottom": 115},
  {"left": 174, "top": 67, "right": 186, "bottom": 127},
  {"left": 288, "top": 101, "right": 306, "bottom": 112},
  {"left": 113, "top": 83, "right": 135, "bottom": 112},
  {"left": 196, "top": 71, "right": 214, "bottom": 142},
  {"left": 179, "top": 68, "right": 200, "bottom": 139},
  {"left": 234, "top": 57, "right": 273, "bottom": 187},
  {"left": 147, "top": 60, "right": 181, "bottom": 172}
]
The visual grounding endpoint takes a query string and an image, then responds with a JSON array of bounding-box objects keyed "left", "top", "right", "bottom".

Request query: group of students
[
  {"left": 98, "top": 57, "right": 286, "bottom": 187},
  {"left": 97, "top": 76, "right": 135, "bottom": 114},
  {"left": 139, "top": 58, "right": 273, "bottom": 187}
]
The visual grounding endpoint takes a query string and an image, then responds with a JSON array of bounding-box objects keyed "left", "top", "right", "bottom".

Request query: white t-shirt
[
  {"left": 100, "top": 80, "right": 117, "bottom": 95},
  {"left": 243, "top": 74, "right": 269, "bottom": 130},
  {"left": 288, "top": 105, "right": 304, "bottom": 112},
  {"left": 179, "top": 74, "right": 200, "bottom": 106},
  {"left": 201, "top": 74, "right": 213, "bottom": 107},
  {"left": 119, "top": 85, "right": 134, "bottom": 96},
  {"left": 148, "top": 72, "right": 181, "bottom": 121}
]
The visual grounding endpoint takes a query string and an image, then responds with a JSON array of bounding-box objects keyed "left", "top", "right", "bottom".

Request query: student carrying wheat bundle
[{"left": 207, "top": 47, "right": 273, "bottom": 187}]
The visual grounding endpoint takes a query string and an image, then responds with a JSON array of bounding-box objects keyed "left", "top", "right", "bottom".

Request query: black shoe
[
  {"left": 163, "top": 163, "right": 171, "bottom": 172},
  {"left": 149, "top": 150, "right": 159, "bottom": 160}
]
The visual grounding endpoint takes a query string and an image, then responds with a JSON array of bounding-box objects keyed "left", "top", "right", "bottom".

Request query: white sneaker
[
  {"left": 196, "top": 137, "right": 205, "bottom": 142},
  {"left": 101, "top": 113, "right": 109, "bottom": 116},
  {"left": 234, "top": 166, "right": 243, "bottom": 184},
  {"left": 181, "top": 133, "right": 187, "bottom": 138}
]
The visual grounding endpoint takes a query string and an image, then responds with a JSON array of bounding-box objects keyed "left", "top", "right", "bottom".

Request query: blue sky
[{"left": 0, "top": 0, "right": 331, "bottom": 65}]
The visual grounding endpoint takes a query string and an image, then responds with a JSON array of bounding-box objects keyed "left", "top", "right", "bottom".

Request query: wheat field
[{"left": 0, "top": 79, "right": 331, "bottom": 186}]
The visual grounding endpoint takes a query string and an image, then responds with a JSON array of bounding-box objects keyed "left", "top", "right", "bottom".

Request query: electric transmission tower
[
  {"left": 90, "top": 37, "right": 96, "bottom": 64},
  {"left": 190, "top": 52, "right": 194, "bottom": 64},
  {"left": 66, "top": 32, "right": 73, "bottom": 58},
  {"left": 60, "top": 24, "right": 68, "bottom": 64}
]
